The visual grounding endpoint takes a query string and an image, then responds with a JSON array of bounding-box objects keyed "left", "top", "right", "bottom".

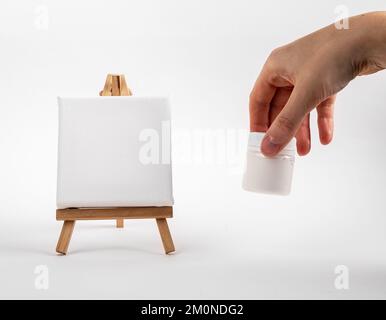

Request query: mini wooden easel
[{"left": 56, "top": 74, "right": 175, "bottom": 255}]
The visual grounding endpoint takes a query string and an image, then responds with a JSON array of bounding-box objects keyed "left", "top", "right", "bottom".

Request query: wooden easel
[{"left": 56, "top": 74, "right": 175, "bottom": 255}]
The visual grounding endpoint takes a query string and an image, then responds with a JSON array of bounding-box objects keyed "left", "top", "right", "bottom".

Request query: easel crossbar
[{"left": 56, "top": 206, "right": 173, "bottom": 221}]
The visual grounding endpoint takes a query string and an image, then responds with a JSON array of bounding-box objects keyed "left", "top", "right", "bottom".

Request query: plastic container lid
[{"left": 248, "top": 132, "right": 296, "bottom": 153}]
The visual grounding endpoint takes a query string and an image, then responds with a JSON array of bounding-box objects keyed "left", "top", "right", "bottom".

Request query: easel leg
[
  {"left": 156, "top": 218, "right": 175, "bottom": 254},
  {"left": 116, "top": 219, "right": 124, "bottom": 228},
  {"left": 56, "top": 220, "right": 76, "bottom": 255}
]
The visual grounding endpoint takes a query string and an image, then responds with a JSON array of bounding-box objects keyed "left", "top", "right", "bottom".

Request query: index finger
[{"left": 249, "top": 71, "right": 276, "bottom": 132}]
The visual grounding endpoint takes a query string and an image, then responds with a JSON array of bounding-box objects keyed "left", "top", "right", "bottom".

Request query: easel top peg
[{"left": 100, "top": 74, "right": 132, "bottom": 97}]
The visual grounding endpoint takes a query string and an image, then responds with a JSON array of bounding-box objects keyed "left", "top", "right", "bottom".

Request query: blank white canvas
[{"left": 57, "top": 96, "right": 173, "bottom": 209}]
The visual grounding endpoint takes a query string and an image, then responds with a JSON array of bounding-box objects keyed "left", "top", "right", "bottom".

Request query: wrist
[
  {"left": 369, "top": 12, "right": 386, "bottom": 68},
  {"left": 353, "top": 12, "right": 386, "bottom": 74}
]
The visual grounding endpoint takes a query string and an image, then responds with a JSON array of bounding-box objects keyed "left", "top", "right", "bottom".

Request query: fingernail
[{"left": 261, "top": 134, "right": 282, "bottom": 156}]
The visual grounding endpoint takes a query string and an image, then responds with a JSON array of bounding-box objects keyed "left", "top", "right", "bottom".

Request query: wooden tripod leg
[
  {"left": 156, "top": 218, "right": 175, "bottom": 254},
  {"left": 56, "top": 220, "right": 76, "bottom": 255},
  {"left": 116, "top": 219, "right": 124, "bottom": 228}
]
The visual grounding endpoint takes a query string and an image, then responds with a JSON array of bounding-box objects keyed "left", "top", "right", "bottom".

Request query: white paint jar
[{"left": 242, "top": 132, "right": 296, "bottom": 195}]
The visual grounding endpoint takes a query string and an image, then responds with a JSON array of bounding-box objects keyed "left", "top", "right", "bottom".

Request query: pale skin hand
[{"left": 250, "top": 11, "right": 386, "bottom": 156}]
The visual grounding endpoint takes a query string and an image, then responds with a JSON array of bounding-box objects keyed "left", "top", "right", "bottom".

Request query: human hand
[{"left": 249, "top": 11, "right": 386, "bottom": 156}]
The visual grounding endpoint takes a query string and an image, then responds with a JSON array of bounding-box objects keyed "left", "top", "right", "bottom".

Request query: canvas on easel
[{"left": 55, "top": 74, "right": 175, "bottom": 255}]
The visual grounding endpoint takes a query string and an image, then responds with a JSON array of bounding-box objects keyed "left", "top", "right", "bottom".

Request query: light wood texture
[
  {"left": 119, "top": 75, "right": 132, "bottom": 95},
  {"left": 111, "top": 75, "right": 120, "bottom": 96},
  {"left": 57, "top": 206, "right": 173, "bottom": 220},
  {"left": 100, "top": 74, "right": 113, "bottom": 96},
  {"left": 116, "top": 218, "right": 124, "bottom": 228},
  {"left": 156, "top": 218, "right": 175, "bottom": 254},
  {"left": 99, "top": 74, "right": 132, "bottom": 97},
  {"left": 56, "top": 220, "right": 76, "bottom": 255}
]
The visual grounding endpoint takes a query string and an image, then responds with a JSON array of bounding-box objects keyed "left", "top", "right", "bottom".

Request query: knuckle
[
  {"left": 268, "top": 46, "right": 285, "bottom": 61},
  {"left": 276, "top": 115, "right": 296, "bottom": 133},
  {"left": 268, "top": 48, "right": 281, "bottom": 60},
  {"left": 249, "top": 93, "right": 269, "bottom": 110},
  {"left": 252, "top": 99, "right": 269, "bottom": 110}
]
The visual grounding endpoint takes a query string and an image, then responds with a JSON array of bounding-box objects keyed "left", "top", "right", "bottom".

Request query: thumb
[{"left": 261, "top": 86, "right": 314, "bottom": 156}]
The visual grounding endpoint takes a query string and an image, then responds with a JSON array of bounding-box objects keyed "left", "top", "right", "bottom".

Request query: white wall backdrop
[{"left": 0, "top": 0, "right": 386, "bottom": 299}]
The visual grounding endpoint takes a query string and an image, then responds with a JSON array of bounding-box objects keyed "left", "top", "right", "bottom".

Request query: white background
[{"left": 1, "top": 0, "right": 386, "bottom": 299}]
